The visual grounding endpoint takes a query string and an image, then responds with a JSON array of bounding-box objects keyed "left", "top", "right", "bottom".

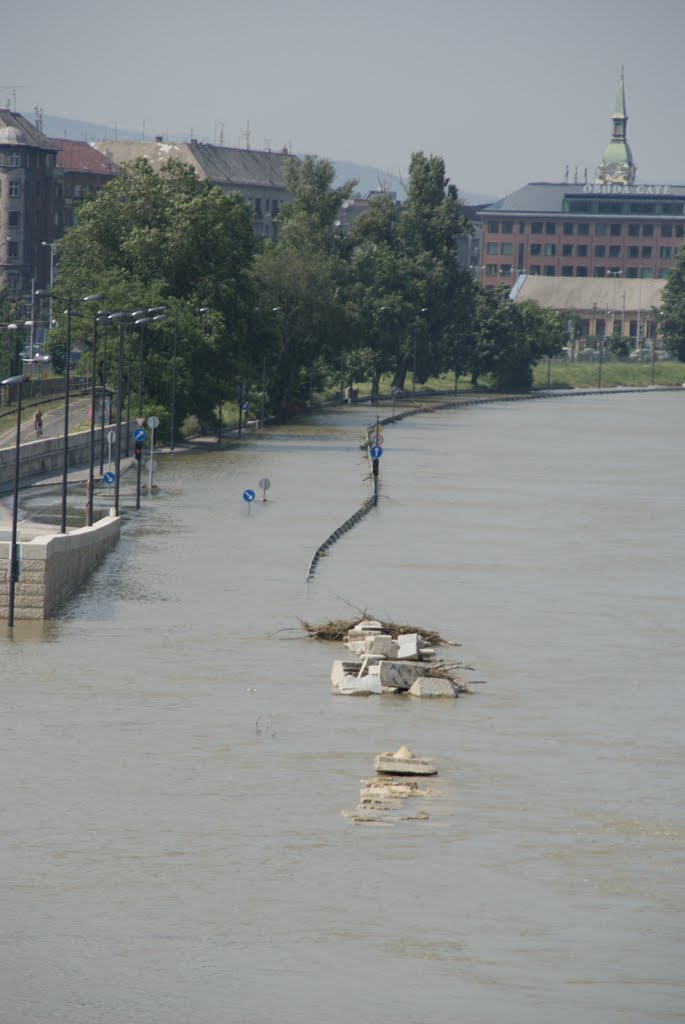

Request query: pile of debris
[
  {"left": 329, "top": 619, "right": 470, "bottom": 697},
  {"left": 343, "top": 746, "right": 438, "bottom": 824}
]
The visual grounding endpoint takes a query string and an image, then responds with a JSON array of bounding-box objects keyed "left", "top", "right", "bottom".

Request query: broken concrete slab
[
  {"left": 408, "top": 677, "right": 458, "bottom": 698},
  {"left": 333, "top": 674, "right": 382, "bottom": 696},
  {"left": 374, "top": 746, "right": 438, "bottom": 775},
  {"left": 395, "top": 633, "right": 421, "bottom": 660},
  {"left": 330, "top": 659, "right": 364, "bottom": 687},
  {"left": 368, "top": 660, "right": 428, "bottom": 690},
  {"left": 363, "top": 634, "right": 398, "bottom": 658}
]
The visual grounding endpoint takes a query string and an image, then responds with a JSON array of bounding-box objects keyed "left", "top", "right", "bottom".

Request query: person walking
[{"left": 33, "top": 408, "right": 43, "bottom": 437}]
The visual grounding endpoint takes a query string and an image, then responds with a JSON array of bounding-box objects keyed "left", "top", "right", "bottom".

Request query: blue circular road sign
[
  {"left": 103, "top": 471, "right": 116, "bottom": 484},
  {"left": 370, "top": 445, "right": 383, "bottom": 459},
  {"left": 243, "top": 488, "right": 256, "bottom": 503},
  {"left": 133, "top": 428, "right": 146, "bottom": 442}
]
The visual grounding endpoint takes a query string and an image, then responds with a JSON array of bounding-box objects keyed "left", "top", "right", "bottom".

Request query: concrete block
[
  {"left": 333, "top": 674, "right": 382, "bottom": 696},
  {"left": 408, "top": 677, "right": 458, "bottom": 698},
  {"left": 372, "top": 660, "right": 427, "bottom": 690},
  {"left": 364, "top": 634, "right": 398, "bottom": 658},
  {"left": 396, "top": 633, "right": 420, "bottom": 660},
  {"left": 330, "top": 659, "right": 364, "bottom": 687}
]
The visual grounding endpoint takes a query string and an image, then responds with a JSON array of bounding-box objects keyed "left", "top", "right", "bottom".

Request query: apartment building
[
  {"left": 0, "top": 110, "right": 59, "bottom": 295},
  {"left": 91, "top": 138, "right": 295, "bottom": 241}
]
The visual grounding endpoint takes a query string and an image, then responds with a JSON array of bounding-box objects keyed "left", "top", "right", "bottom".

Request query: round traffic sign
[
  {"left": 103, "top": 471, "right": 116, "bottom": 484},
  {"left": 370, "top": 444, "right": 383, "bottom": 459},
  {"left": 133, "top": 428, "right": 146, "bottom": 442},
  {"left": 243, "top": 488, "right": 256, "bottom": 503},
  {"left": 258, "top": 478, "right": 271, "bottom": 491},
  {"left": 147, "top": 415, "right": 160, "bottom": 429},
  {"left": 145, "top": 459, "right": 158, "bottom": 473},
  {"left": 372, "top": 433, "right": 383, "bottom": 445},
  {"left": 106, "top": 430, "right": 116, "bottom": 444}
]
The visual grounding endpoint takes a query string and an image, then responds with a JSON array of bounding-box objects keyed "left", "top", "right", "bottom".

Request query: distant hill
[
  {"left": 24, "top": 113, "right": 496, "bottom": 205},
  {"left": 331, "top": 159, "right": 496, "bottom": 205}
]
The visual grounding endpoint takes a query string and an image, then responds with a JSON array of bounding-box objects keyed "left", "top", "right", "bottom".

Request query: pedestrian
[{"left": 33, "top": 408, "right": 43, "bottom": 437}]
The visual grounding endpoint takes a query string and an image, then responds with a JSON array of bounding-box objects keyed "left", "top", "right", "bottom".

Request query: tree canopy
[{"left": 46, "top": 149, "right": 570, "bottom": 436}]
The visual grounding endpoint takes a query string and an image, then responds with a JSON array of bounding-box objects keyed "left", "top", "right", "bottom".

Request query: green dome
[{"left": 602, "top": 140, "right": 634, "bottom": 167}]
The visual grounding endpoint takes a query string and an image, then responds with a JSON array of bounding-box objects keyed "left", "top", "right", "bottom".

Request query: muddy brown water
[{"left": 2, "top": 392, "right": 684, "bottom": 1023}]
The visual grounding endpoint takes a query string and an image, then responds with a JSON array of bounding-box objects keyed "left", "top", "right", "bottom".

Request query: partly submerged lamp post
[
  {"left": 98, "top": 318, "right": 110, "bottom": 476},
  {"left": 108, "top": 311, "right": 133, "bottom": 516},
  {"left": 132, "top": 311, "right": 166, "bottom": 509},
  {"left": 1, "top": 373, "right": 28, "bottom": 627},
  {"left": 83, "top": 297, "right": 107, "bottom": 527}
]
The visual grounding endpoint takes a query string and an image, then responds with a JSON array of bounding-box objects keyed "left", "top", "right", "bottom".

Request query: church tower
[{"left": 596, "top": 69, "right": 636, "bottom": 185}]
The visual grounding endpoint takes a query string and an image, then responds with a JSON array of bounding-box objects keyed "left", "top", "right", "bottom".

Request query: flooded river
[{"left": 2, "top": 391, "right": 684, "bottom": 1023}]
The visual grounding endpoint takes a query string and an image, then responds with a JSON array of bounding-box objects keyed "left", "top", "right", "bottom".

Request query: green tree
[
  {"left": 252, "top": 156, "right": 355, "bottom": 415},
  {"left": 49, "top": 158, "right": 257, "bottom": 426},
  {"left": 659, "top": 247, "right": 685, "bottom": 360},
  {"left": 469, "top": 290, "right": 564, "bottom": 391}
]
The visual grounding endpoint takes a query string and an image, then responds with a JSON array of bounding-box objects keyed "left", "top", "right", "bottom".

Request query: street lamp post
[
  {"left": 132, "top": 312, "right": 166, "bottom": 509},
  {"left": 608, "top": 270, "right": 622, "bottom": 338},
  {"left": 99, "top": 320, "right": 109, "bottom": 475},
  {"left": 412, "top": 307, "right": 429, "bottom": 397},
  {"left": 170, "top": 305, "right": 209, "bottom": 451},
  {"left": 83, "top": 297, "right": 106, "bottom": 527},
  {"left": 0, "top": 323, "right": 19, "bottom": 392},
  {"left": 598, "top": 337, "right": 604, "bottom": 389},
  {"left": 1, "top": 373, "right": 28, "bottom": 627},
  {"left": 41, "top": 242, "right": 55, "bottom": 331},
  {"left": 36, "top": 289, "right": 75, "bottom": 534},
  {"left": 108, "top": 312, "right": 132, "bottom": 516}
]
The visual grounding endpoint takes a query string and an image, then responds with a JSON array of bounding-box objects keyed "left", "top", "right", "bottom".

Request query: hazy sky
[{"left": 6, "top": 0, "right": 685, "bottom": 198}]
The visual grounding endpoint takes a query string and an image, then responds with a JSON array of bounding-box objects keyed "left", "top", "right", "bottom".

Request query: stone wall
[
  {"left": 0, "top": 511, "right": 121, "bottom": 620},
  {"left": 0, "top": 428, "right": 108, "bottom": 494}
]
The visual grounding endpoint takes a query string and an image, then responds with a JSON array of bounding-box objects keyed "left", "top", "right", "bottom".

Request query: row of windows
[
  {"left": 485, "top": 263, "right": 667, "bottom": 280},
  {"left": 487, "top": 220, "right": 684, "bottom": 238},
  {"left": 565, "top": 199, "right": 684, "bottom": 216},
  {"left": 0, "top": 150, "right": 55, "bottom": 169},
  {"left": 486, "top": 240, "right": 676, "bottom": 260}
]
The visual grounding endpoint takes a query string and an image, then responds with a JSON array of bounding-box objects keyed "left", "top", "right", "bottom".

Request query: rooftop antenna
[
  {"left": 219, "top": 122, "right": 224, "bottom": 146},
  {"left": 240, "top": 119, "right": 251, "bottom": 150},
  {"left": 34, "top": 106, "right": 44, "bottom": 132},
  {"left": 1, "top": 85, "right": 22, "bottom": 109},
  {"left": 264, "top": 137, "right": 271, "bottom": 152},
  {"left": 574, "top": 165, "right": 578, "bottom": 184},
  {"left": 564, "top": 164, "right": 569, "bottom": 183}
]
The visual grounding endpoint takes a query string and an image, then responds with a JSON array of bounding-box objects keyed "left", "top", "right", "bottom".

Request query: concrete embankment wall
[
  {"left": 0, "top": 511, "right": 121, "bottom": 620},
  {"left": 0, "top": 427, "right": 111, "bottom": 494}
]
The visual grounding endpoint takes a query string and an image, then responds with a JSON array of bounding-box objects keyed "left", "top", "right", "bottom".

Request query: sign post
[
  {"left": 243, "top": 488, "right": 256, "bottom": 515},
  {"left": 369, "top": 444, "right": 383, "bottom": 503},
  {"left": 106, "top": 429, "right": 116, "bottom": 472},
  {"left": 258, "top": 477, "right": 271, "bottom": 502},
  {"left": 147, "top": 415, "right": 160, "bottom": 494}
]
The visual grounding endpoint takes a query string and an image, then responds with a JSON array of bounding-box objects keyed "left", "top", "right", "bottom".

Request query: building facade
[
  {"left": 0, "top": 110, "right": 59, "bottom": 296},
  {"left": 477, "top": 75, "right": 684, "bottom": 291},
  {"left": 49, "top": 138, "right": 118, "bottom": 232}
]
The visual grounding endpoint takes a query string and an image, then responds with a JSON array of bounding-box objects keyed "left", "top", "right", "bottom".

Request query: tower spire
[{"left": 596, "top": 69, "right": 636, "bottom": 185}]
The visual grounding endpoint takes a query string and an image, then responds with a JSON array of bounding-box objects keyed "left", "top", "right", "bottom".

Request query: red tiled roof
[{"left": 48, "top": 138, "right": 118, "bottom": 175}]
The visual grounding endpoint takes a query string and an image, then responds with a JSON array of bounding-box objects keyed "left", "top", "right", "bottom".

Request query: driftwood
[{"left": 299, "top": 615, "right": 459, "bottom": 647}]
